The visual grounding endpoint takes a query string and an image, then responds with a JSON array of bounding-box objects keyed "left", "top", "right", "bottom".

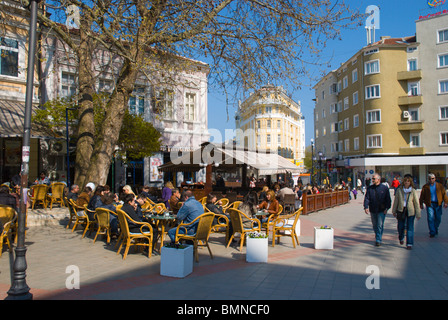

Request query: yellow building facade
[{"left": 235, "top": 85, "right": 305, "bottom": 168}]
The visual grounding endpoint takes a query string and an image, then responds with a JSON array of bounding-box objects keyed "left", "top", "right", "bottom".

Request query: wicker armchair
[
  {"left": 48, "top": 182, "right": 66, "bottom": 209},
  {"left": 0, "top": 205, "right": 17, "bottom": 257},
  {"left": 94, "top": 208, "right": 117, "bottom": 244},
  {"left": 174, "top": 212, "right": 215, "bottom": 262},
  {"left": 116, "top": 208, "right": 153, "bottom": 259},
  {"left": 226, "top": 208, "right": 261, "bottom": 251},
  {"left": 272, "top": 207, "right": 303, "bottom": 248},
  {"left": 30, "top": 184, "right": 49, "bottom": 209}
]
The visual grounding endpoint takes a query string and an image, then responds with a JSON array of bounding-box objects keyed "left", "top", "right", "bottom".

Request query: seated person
[
  {"left": 168, "top": 190, "right": 203, "bottom": 243},
  {"left": 239, "top": 190, "right": 259, "bottom": 228},
  {"left": 87, "top": 185, "right": 106, "bottom": 218},
  {"left": 121, "top": 193, "right": 157, "bottom": 249},
  {"left": 0, "top": 185, "right": 18, "bottom": 211},
  {"left": 67, "top": 184, "right": 80, "bottom": 202},
  {"left": 169, "top": 188, "right": 182, "bottom": 214},
  {"left": 205, "top": 193, "right": 224, "bottom": 215},
  {"left": 98, "top": 192, "right": 118, "bottom": 236},
  {"left": 257, "top": 190, "right": 279, "bottom": 223},
  {"left": 76, "top": 186, "right": 92, "bottom": 208}
]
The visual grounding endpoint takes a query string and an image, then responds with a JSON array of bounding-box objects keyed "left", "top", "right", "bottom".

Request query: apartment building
[
  {"left": 313, "top": 10, "right": 448, "bottom": 187},
  {"left": 235, "top": 85, "right": 305, "bottom": 171}
]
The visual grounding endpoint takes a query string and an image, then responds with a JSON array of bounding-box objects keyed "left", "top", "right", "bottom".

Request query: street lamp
[
  {"left": 65, "top": 107, "right": 78, "bottom": 188},
  {"left": 317, "top": 151, "right": 327, "bottom": 186},
  {"left": 6, "top": 0, "right": 40, "bottom": 300},
  {"left": 310, "top": 139, "right": 315, "bottom": 185}
]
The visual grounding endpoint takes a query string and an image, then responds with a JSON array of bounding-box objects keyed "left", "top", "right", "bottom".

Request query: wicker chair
[
  {"left": 30, "top": 184, "right": 49, "bottom": 209},
  {"left": 48, "top": 182, "right": 66, "bottom": 209},
  {"left": 94, "top": 208, "right": 116, "bottom": 244},
  {"left": 226, "top": 208, "right": 261, "bottom": 251},
  {"left": 116, "top": 208, "right": 153, "bottom": 259},
  {"left": 174, "top": 212, "right": 215, "bottom": 262},
  {"left": 204, "top": 205, "right": 230, "bottom": 243},
  {"left": 67, "top": 199, "right": 92, "bottom": 237},
  {"left": 272, "top": 207, "right": 303, "bottom": 247},
  {"left": 0, "top": 205, "right": 17, "bottom": 257},
  {"left": 282, "top": 194, "right": 296, "bottom": 213}
]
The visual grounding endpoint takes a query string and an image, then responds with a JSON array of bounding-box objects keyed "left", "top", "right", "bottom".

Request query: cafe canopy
[{"left": 158, "top": 142, "right": 302, "bottom": 175}]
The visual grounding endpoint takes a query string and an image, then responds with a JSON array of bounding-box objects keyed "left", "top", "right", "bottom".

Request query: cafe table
[{"left": 144, "top": 211, "right": 176, "bottom": 252}]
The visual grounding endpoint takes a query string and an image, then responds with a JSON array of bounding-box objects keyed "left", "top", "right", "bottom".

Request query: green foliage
[{"left": 33, "top": 94, "right": 161, "bottom": 160}]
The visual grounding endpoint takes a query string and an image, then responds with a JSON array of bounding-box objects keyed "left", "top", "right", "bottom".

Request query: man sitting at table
[
  {"left": 169, "top": 188, "right": 182, "bottom": 214},
  {"left": 168, "top": 190, "right": 203, "bottom": 243},
  {"left": 121, "top": 193, "right": 158, "bottom": 252}
]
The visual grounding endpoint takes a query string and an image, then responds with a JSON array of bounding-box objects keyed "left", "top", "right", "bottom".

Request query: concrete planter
[
  {"left": 160, "top": 244, "right": 193, "bottom": 278},
  {"left": 246, "top": 236, "right": 268, "bottom": 263},
  {"left": 314, "top": 227, "right": 334, "bottom": 249}
]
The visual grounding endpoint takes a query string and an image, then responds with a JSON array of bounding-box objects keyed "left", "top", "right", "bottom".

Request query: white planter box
[
  {"left": 160, "top": 244, "right": 193, "bottom": 278},
  {"left": 314, "top": 227, "right": 334, "bottom": 249},
  {"left": 246, "top": 237, "right": 268, "bottom": 263}
]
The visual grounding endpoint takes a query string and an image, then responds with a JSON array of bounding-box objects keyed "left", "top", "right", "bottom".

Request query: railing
[{"left": 301, "top": 190, "right": 350, "bottom": 215}]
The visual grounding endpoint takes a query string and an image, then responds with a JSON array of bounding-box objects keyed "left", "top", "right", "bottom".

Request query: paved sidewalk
[{"left": 1, "top": 193, "right": 448, "bottom": 300}]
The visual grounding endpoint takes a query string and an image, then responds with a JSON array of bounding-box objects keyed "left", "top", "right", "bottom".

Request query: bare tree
[{"left": 34, "top": 0, "right": 361, "bottom": 188}]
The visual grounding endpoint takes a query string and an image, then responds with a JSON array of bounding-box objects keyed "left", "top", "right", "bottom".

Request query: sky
[{"left": 206, "top": 0, "right": 443, "bottom": 146}]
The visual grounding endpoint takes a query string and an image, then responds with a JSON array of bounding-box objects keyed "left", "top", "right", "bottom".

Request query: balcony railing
[
  {"left": 398, "top": 95, "right": 423, "bottom": 105},
  {"left": 397, "top": 70, "right": 422, "bottom": 81}
]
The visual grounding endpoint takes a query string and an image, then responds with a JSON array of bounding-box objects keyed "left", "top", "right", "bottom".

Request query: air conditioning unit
[
  {"left": 49, "top": 141, "right": 67, "bottom": 155},
  {"left": 403, "top": 111, "right": 411, "bottom": 119}
]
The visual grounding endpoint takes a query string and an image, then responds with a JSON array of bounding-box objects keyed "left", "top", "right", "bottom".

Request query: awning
[
  {"left": 0, "top": 100, "right": 62, "bottom": 139},
  {"left": 158, "top": 142, "right": 302, "bottom": 175}
]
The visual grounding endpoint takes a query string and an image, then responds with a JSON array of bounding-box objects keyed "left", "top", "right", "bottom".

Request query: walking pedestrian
[
  {"left": 392, "top": 176, "right": 420, "bottom": 249},
  {"left": 419, "top": 173, "right": 448, "bottom": 238},
  {"left": 364, "top": 173, "right": 391, "bottom": 246}
]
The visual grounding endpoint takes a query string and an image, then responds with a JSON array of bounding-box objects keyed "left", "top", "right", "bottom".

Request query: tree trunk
[
  {"left": 83, "top": 58, "right": 139, "bottom": 187},
  {"left": 74, "top": 28, "right": 96, "bottom": 189}
]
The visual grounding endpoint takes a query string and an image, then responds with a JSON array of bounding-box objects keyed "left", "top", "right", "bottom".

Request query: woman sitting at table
[
  {"left": 205, "top": 193, "right": 224, "bottom": 215},
  {"left": 162, "top": 181, "right": 174, "bottom": 209},
  {"left": 169, "top": 188, "right": 182, "bottom": 214},
  {"left": 76, "top": 186, "right": 92, "bottom": 207},
  {"left": 257, "top": 190, "right": 279, "bottom": 223}
]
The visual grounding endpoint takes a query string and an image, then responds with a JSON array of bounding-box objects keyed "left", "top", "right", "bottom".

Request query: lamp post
[
  {"left": 6, "top": 0, "right": 40, "bottom": 300},
  {"left": 317, "top": 151, "right": 327, "bottom": 186},
  {"left": 65, "top": 107, "right": 77, "bottom": 188},
  {"left": 310, "top": 139, "right": 315, "bottom": 185}
]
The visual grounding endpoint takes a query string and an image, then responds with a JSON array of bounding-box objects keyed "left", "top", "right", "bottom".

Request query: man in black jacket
[{"left": 364, "top": 173, "right": 391, "bottom": 246}]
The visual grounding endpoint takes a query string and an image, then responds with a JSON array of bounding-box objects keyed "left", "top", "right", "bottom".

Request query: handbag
[{"left": 396, "top": 191, "right": 410, "bottom": 221}]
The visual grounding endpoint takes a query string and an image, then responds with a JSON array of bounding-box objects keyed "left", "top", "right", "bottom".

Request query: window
[
  {"left": 61, "top": 72, "right": 77, "bottom": 97},
  {"left": 98, "top": 79, "right": 113, "bottom": 93},
  {"left": 365, "top": 60, "right": 380, "bottom": 75},
  {"left": 353, "top": 114, "right": 359, "bottom": 128},
  {"left": 410, "top": 133, "right": 420, "bottom": 147},
  {"left": 354, "top": 137, "right": 360, "bottom": 151},
  {"left": 408, "top": 59, "right": 417, "bottom": 71},
  {"left": 409, "top": 108, "right": 419, "bottom": 121},
  {"left": 343, "top": 76, "right": 348, "bottom": 89},
  {"left": 155, "top": 89, "right": 173, "bottom": 117},
  {"left": 0, "top": 37, "right": 19, "bottom": 77},
  {"left": 408, "top": 81, "right": 420, "bottom": 96},
  {"left": 278, "top": 134, "right": 281, "bottom": 144},
  {"left": 352, "top": 69, "right": 358, "bottom": 83},
  {"left": 441, "top": 132, "right": 448, "bottom": 145},
  {"left": 185, "top": 93, "right": 196, "bottom": 121},
  {"left": 366, "top": 110, "right": 381, "bottom": 124},
  {"left": 322, "top": 108, "right": 326, "bottom": 119},
  {"left": 407, "top": 47, "right": 418, "bottom": 53},
  {"left": 267, "top": 119, "right": 271, "bottom": 129},
  {"left": 353, "top": 91, "right": 359, "bottom": 105},
  {"left": 344, "top": 139, "right": 350, "bottom": 152},
  {"left": 438, "top": 29, "right": 448, "bottom": 43},
  {"left": 365, "top": 84, "right": 380, "bottom": 99},
  {"left": 344, "top": 97, "right": 349, "bottom": 110},
  {"left": 344, "top": 118, "right": 349, "bottom": 131},
  {"left": 367, "top": 135, "right": 382, "bottom": 148},
  {"left": 364, "top": 48, "right": 379, "bottom": 55},
  {"left": 438, "top": 53, "right": 448, "bottom": 68},
  {"left": 440, "top": 106, "right": 448, "bottom": 120},
  {"left": 277, "top": 120, "right": 281, "bottom": 128},
  {"left": 322, "top": 126, "right": 326, "bottom": 136},
  {"left": 267, "top": 134, "right": 271, "bottom": 145},
  {"left": 439, "top": 79, "right": 448, "bottom": 94},
  {"left": 129, "top": 87, "right": 146, "bottom": 115}
]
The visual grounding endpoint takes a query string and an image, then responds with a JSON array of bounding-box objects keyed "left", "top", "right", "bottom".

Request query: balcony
[
  {"left": 398, "top": 95, "right": 423, "bottom": 105},
  {"left": 397, "top": 70, "right": 422, "bottom": 81},
  {"left": 399, "top": 147, "right": 425, "bottom": 156},
  {"left": 397, "top": 121, "right": 424, "bottom": 131}
]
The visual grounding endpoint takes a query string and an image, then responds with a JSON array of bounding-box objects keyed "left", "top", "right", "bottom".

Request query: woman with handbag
[{"left": 392, "top": 176, "right": 421, "bottom": 249}]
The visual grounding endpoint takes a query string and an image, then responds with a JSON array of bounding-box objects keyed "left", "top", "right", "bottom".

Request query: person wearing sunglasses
[
  {"left": 419, "top": 173, "right": 448, "bottom": 238},
  {"left": 364, "top": 173, "right": 391, "bottom": 246}
]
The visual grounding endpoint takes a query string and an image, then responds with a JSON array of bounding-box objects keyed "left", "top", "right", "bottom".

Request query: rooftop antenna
[{"left": 366, "top": 5, "right": 380, "bottom": 45}]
